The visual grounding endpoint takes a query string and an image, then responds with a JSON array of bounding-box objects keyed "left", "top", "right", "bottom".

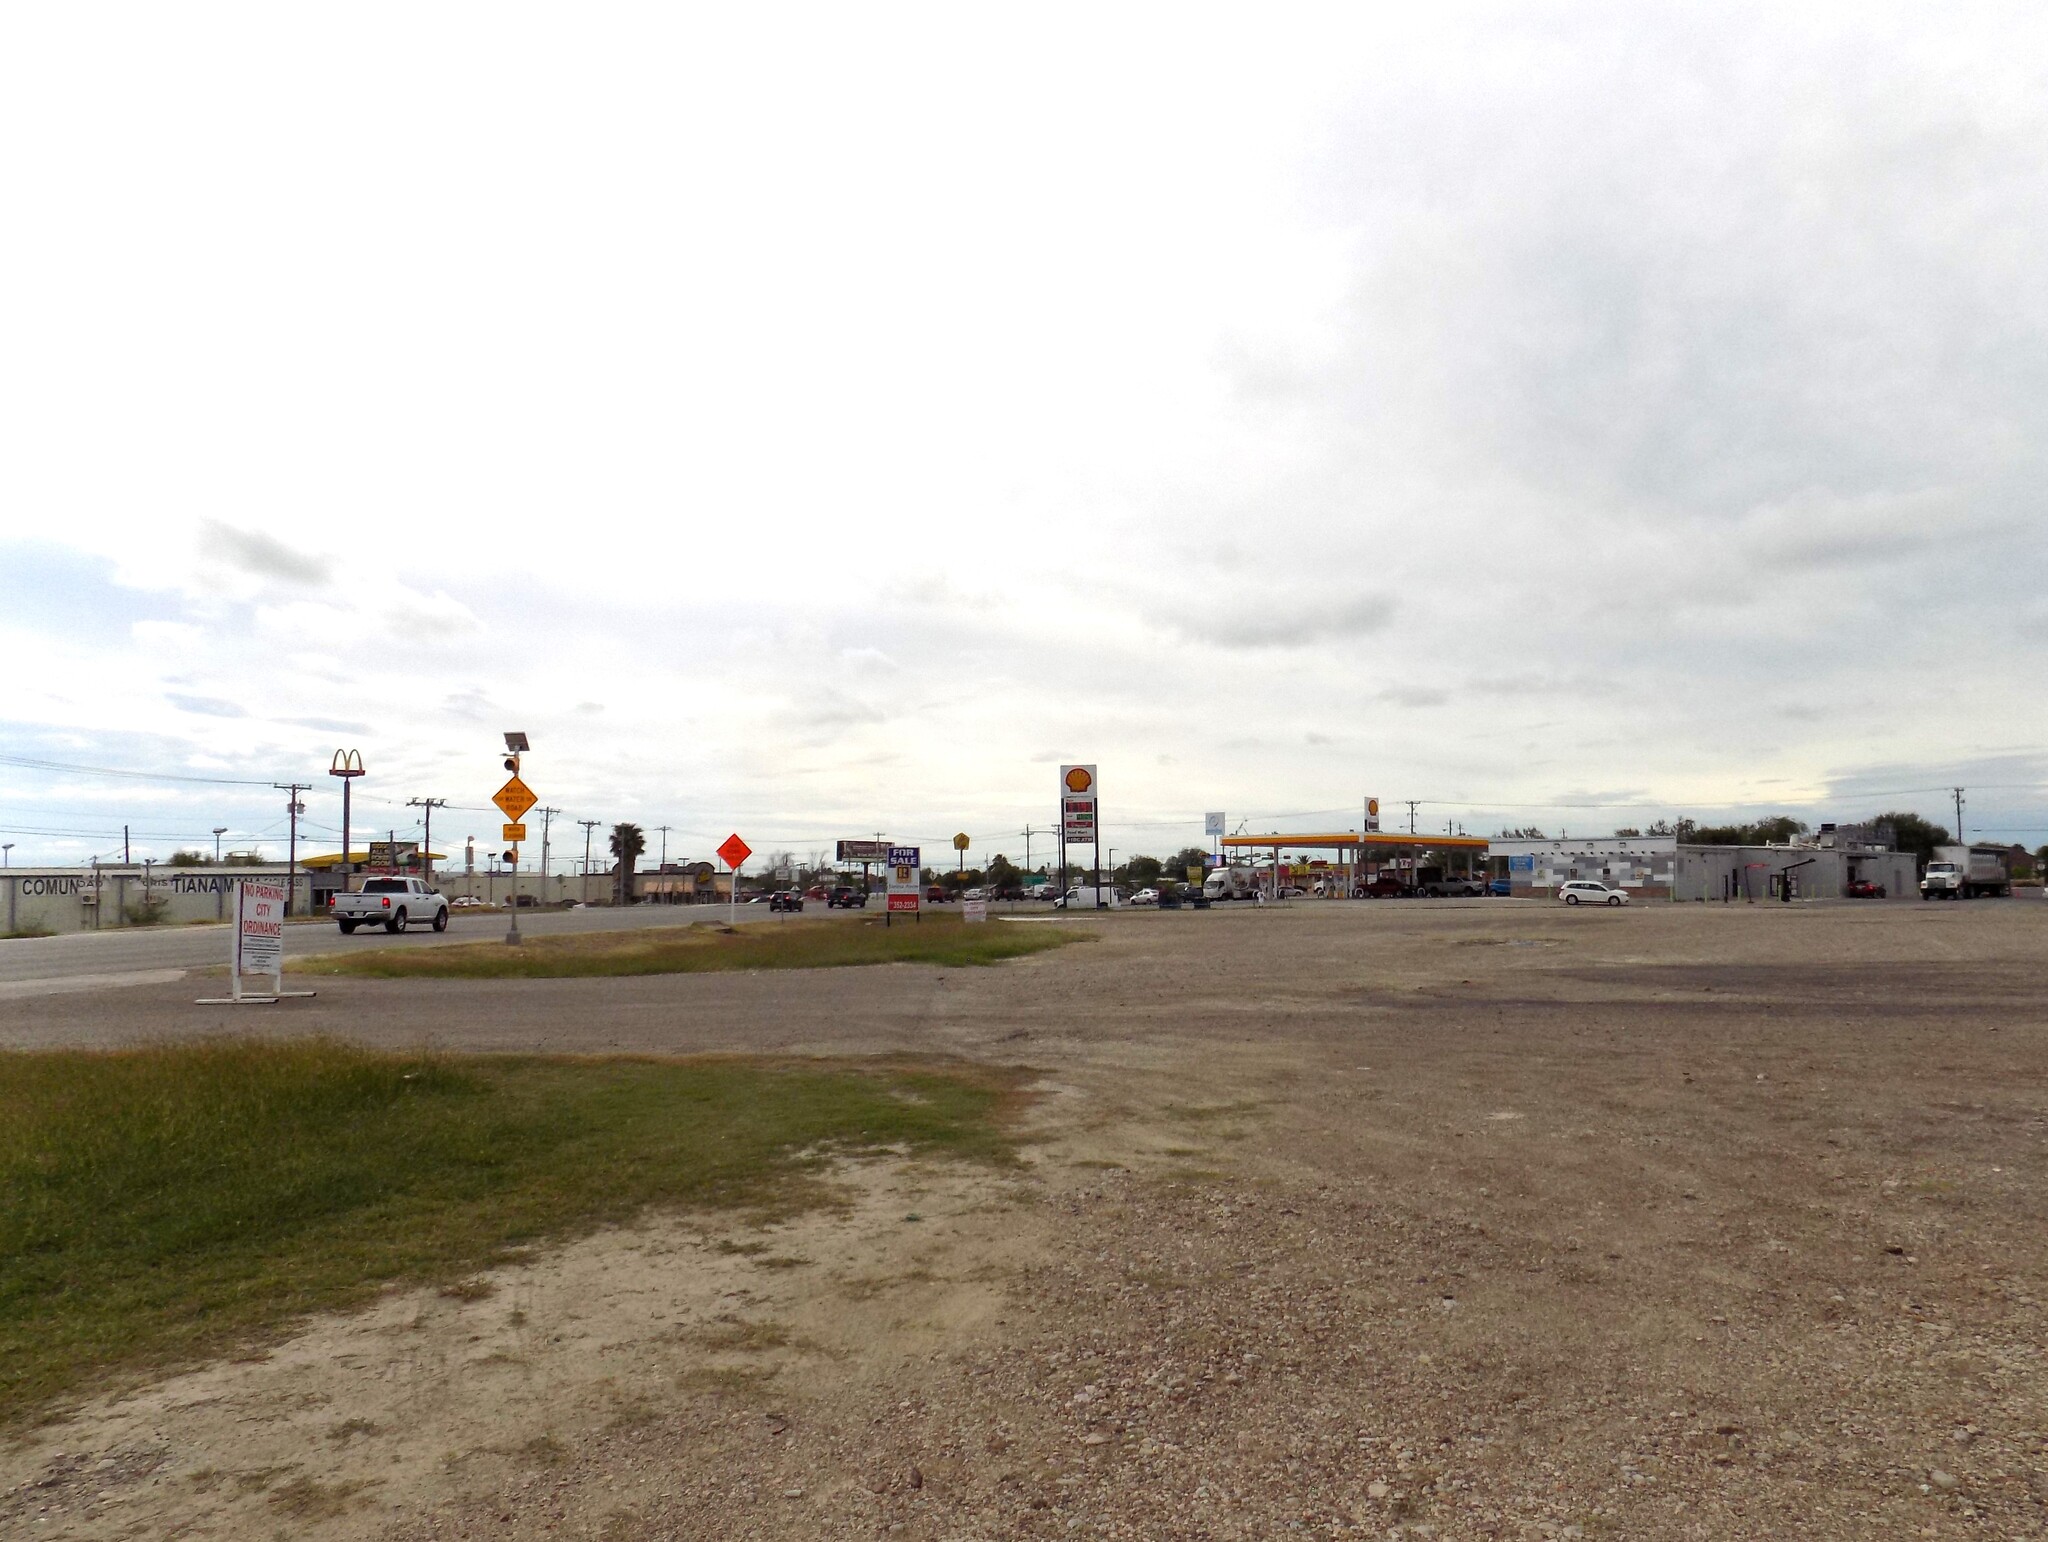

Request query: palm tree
[{"left": 609, "top": 822, "right": 646, "bottom": 906}]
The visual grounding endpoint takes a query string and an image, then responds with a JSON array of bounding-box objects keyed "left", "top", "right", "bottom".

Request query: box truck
[{"left": 1919, "top": 845, "right": 2012, "bottom": 900}]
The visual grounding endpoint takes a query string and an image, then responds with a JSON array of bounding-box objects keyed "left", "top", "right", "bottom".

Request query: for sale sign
[{"left": 886, "top": 848, "right": 921, "bottom": 908}]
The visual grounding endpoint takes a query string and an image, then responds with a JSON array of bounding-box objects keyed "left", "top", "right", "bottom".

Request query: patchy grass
[
  {"left": 301, "top": 914, "right": 1085, "bottom": 978},
  {"left": 0, "top": 1039, "right": 1022, "bottom": 1426}
]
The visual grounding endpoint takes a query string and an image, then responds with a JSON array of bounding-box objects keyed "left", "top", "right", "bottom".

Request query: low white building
[
  {"left": 1487, "top": 832, "right": 1920, "bottom": 901},
  {"left": 3, "top": 866, "right": 317, "bottom": 936},
  {"left": 1489, "top": 835, "right": 1678, "bottom": 897}
]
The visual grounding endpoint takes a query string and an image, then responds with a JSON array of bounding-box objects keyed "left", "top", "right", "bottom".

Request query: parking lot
[{"left": 3, "top": 897, "right": 2045, "bottom": 1539}]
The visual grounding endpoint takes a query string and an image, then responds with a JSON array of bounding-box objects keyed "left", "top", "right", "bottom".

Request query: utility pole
[
  {"left": 658, "top": 825, "right": 671, "bottom": 870},
  {"left": 407, "top": 798, "right": 448, "bottom": 882},
  {"left": 1953, "top": 787, "right": 1966, "bottom": 845},
  {"left": 538, "top": 807, "right": 558, "bottom": 903},
  {"left": 1023, "top": 824, "right": 1034, "bottom": 878},
  {"left": 578, "top": 819, "right": 599, "bottom": 905},
  {"left": 273, "top": 782, "right": 310, "bottom": 915},
  {"left": 1406, "top": 801, "right": 1419, "bottom": 835}
]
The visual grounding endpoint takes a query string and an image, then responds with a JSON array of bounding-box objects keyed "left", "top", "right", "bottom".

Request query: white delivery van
[{"left": 1201, "top": 867, "right": 1264, "bottom": 902}]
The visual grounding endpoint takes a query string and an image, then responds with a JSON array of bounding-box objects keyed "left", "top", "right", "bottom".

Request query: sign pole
[{"left": 716, "top": 834, "right": 752, "bottom": 926}]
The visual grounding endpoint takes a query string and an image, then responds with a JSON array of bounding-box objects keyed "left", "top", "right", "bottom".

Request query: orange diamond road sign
[
  {"left": 492, "top": 776, "right": 537, "bottom": 823},
  {"left": 718, "top": 833, "right": 752, "bottom": 869}
]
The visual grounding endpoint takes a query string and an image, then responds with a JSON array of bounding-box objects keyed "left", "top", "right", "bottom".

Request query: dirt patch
[
  {"left": 6, "top": 901, "right": 2048, "bottom": 1538},
  {"left": 0, "top": 1155, "right": 1048, "bottom": 1539}
]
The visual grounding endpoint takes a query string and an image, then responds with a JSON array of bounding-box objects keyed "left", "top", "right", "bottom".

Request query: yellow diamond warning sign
[{"left": 493, "top": 776, "right": 537, "bottom": 823}]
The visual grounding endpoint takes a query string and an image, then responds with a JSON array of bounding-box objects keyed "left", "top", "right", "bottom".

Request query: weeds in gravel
[
  {"left": 301, "top": 915, "right": 1085, "bottom": 979},
  {"left": 0, "top": 1038, "right": 1021, "bottom": 1425}
]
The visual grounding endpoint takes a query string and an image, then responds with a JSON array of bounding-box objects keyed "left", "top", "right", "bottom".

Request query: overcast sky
[{"left": 3, "top": 3, "right": 2046, "bottom": 869}]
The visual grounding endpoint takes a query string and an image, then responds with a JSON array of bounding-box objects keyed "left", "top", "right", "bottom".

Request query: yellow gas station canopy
[{"left": 1222, "top": 832, "right": 1490, "bottom": 851}]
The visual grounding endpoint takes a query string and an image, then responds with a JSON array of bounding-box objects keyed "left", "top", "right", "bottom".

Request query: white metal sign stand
[{"left": 196, "top": 879, "right": 318, "bottom": 1005}]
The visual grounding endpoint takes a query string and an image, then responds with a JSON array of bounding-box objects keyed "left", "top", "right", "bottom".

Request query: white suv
[{"left": 1557, "top": 880, "right": 1628, "bottom": 907}]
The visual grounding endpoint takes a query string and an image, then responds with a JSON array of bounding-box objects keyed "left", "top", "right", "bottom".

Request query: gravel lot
[{"left": 4, "top": 898, "right": 2046, "bottom": 1539}]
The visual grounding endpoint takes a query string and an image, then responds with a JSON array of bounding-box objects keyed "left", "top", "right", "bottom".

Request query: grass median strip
[
  {"left": 301, "top": 914, "right": 1086, "bottom": 978},
  {"left": 0, "top": 1039, "right": 1023, "bottom": 1425}
]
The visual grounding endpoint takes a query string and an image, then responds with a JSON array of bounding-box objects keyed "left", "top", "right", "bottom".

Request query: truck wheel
[
  {"left": 338, "top": 919, "right": 357, "bottom": 934},
  {"left": 432, "top": 908, "right": 448, "bottom": 932},
  {"left": 388, "top": 908, "right": 408, "bottom": 934}
]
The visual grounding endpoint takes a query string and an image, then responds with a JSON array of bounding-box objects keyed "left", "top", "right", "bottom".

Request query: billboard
[
  {"left": 837, "top": 839, "right": 890, "bottom": 863},
  {"left": 366, "top": 840, "right": 419, "bottom": 873}
]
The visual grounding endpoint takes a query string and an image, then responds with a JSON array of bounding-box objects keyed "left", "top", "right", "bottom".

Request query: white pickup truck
[{"left": 332, "top": 876, "right": 449, "bottom": 933}]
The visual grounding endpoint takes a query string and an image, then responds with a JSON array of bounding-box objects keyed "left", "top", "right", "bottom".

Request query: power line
[{"left": 0, "top": 752, "right": 283, "bottom": 787}]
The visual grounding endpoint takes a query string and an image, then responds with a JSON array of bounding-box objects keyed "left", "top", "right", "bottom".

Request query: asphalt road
[{"left": 0, "top": 903, "right": 838, "bottom": 996}]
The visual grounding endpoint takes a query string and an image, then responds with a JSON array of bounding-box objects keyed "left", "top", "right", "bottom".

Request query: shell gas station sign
[{"left": 1060, "top": 764, "right": 1098, "bottom": 844}]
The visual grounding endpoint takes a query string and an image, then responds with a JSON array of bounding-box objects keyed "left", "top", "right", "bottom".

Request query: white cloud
[{"left": 1, "top": 3, "right": 2045, "bottom": 862}]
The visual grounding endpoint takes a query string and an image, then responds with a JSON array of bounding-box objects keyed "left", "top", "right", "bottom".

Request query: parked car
[
  {"left": 450, "top": 894, "right": 488, "bottom": 909},
  {"left": 769, "top": 890, "right": 804, "bottom": 912},
  {"left": 926, "top": 886, "right": 950, "bottom": 903},
  {"left": 1557, "top": 880, "right": 1628, "bottom": 907},
  {"left": 804, "top": 885, "right": 828, "bottom": 901},
  {"left": 1486, "top": 878, "right": 1512, "bottom": 897},
  {"left": 332, "top": 876, "right": 449, "bottom": 934},
  {"left": 1356, "top": 876, "right": 1411, "bottom": 898},
  {"left": 1844, "top": 879, "right": 1887, "bottom": 898},
  {"left": 1129, "top": 887, "right": 1160, "bottom": 906},
  {"left": 1420, "top": 878, "right": 1486, "bottom": 897}
]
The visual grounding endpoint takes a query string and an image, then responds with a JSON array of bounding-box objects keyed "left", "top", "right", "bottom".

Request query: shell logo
[
  {"left": 1064, "top": 766, "right": 1094, "bottom": 793},
  {"left": 1366, "top": 797, "right": 1380, "bottom": 816}
]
